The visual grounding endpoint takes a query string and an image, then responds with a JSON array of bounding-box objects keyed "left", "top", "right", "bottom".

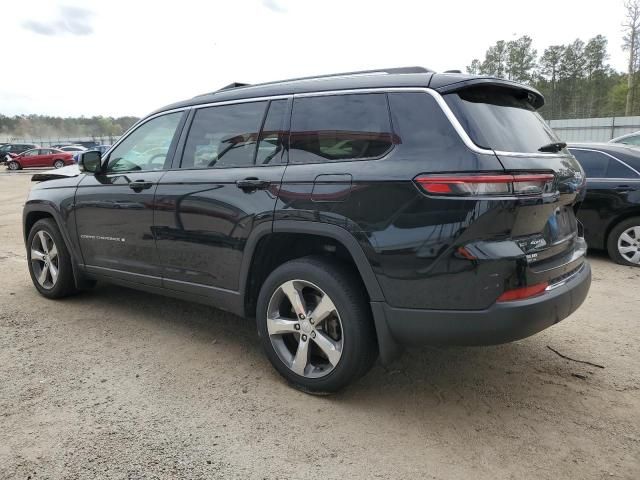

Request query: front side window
[
  {"left": 107, "top": 112, "right": 182, "bottom": 173},
  {"left": 24, "top": 149, "right": 39, "bottom": 157},
  {"left": 444, "top": 86, "right": 560, "bottom": 153},
  {"left": 619, "top": 135, "right": 640, "bottom": 146},
  {"left": 289, "top": 94, "right": 393, "bottom": 163},
  {"left": 181, "top": 102, "right": 267, "bottom": 169}
]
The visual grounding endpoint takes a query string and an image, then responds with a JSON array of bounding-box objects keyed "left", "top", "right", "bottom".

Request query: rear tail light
[
  {"left": 414, "top": 173, "right": 554, "bottom": 196},
  {"left": 496, "top": 282, "right": 548, "bottom": 302}
]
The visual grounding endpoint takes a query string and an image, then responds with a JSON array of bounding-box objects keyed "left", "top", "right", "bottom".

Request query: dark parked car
[
  {"left": 23, "top": 67, "right": 591, "bottom": 393},
  {"left": 7, "top": 148, "right": 75, "bottom": 170},
  {"left": 568, "top": 143, "right": 640, "bottom": 266},
  {"left": 1, "top": 143, "right": 38, "bottom": 163}
]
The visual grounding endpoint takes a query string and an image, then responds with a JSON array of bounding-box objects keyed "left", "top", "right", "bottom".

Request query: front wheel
[
  {"left": 53, "top": 159, "right": 65, "bottom": 169},
  {"left": 607, "top": 217, "right": 640, "bottom": 266},
  {"left": 256, "top": 256, "right": 378, "bottom": 394},
  {"left": 27, "top": 218, "right": 77, "bottom": 298},
  {"left": 8, "top": 160, "right": 20, "bottom": 170}
]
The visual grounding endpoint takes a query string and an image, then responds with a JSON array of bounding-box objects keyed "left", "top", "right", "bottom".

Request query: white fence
[{"left": 548, "top": 116, "right": 640, "bottom": 142}]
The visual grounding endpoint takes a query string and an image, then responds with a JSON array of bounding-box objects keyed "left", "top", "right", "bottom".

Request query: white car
[{"left": 609, "top": 131, "right": 640, "bottom": 146}]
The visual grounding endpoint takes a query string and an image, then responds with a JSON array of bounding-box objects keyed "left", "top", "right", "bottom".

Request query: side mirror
[{"left": 79, "top": 150, "right": 102, "bottom": 173}]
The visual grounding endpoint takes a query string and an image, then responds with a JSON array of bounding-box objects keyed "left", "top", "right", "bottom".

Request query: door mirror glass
[{"left": 80, "top": 151, "right": 102, "bottom": 173}]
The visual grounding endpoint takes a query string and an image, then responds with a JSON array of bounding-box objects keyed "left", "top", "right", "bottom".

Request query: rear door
[
  {"left": 37, "top": 149, "right": 54, "bottom": 167},
  {"left": 154, "top": 98, "right": 290, "bottom": 299}
]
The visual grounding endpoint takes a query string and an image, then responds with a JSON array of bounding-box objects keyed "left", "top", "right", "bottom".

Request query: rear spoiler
[{"left": 432, "top": 77, "right": 544, "bottom": 109}]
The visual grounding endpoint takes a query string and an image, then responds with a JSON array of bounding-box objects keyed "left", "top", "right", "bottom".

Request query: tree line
[
  {"left": 466, "top": 1, "right": 640, "bottom": 120},
  {"left": 0, "top": 114, "right": 139, "bottom": 142}
]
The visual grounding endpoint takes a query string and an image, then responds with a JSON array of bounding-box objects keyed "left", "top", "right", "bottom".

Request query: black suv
[{"left": 23, "top": 67, "right": 591, "bottom": 393}]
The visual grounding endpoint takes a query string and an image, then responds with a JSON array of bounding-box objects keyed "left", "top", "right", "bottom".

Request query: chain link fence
[{"left": 0, "top": 135, "right": 119, "bottom": 147}]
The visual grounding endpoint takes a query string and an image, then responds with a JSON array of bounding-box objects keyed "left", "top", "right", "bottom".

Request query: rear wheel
[
  {"left": 8, "top": 160, "right": 20, "bottom": 170},
  {"left": 27, "top": 218, "right": 77, "bottom": 298},
  {"left": 53, "top": 159, "right": 65, "bottom": 169},
  {"left": 256, "top": 256, "right": 377, "bottom": 394},
  {"left": 607, "top": 217, "right": 640, "bottom": 267}
]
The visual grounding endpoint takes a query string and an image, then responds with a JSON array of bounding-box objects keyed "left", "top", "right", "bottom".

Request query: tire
[
  {"left": 8, "top": 160, "right": 20, "bottom": 170},
  {"left": 53, "top": 159, "right": 65, "bottom": 169},
  {"left": 256, "top": 256, "right": 378, "bottom": 394},
  {"left": 607, "top": 216, "right": 640, "bottom": 267},
  {"left": 27, "top": 218, "right": 78, "bottom": 298}
]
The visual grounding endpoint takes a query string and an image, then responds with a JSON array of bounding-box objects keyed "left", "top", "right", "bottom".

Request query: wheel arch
[
  {"left": 23, "top": 203, "right": 85, "bottom": 288},
  {"left": 239, "top": 220, "right": 401, "bottom": 365},
  {"left": 240, "top": 221, "right": 384, "bottom": 315},
  {"left": 605, "top": 209, "right": 640, "bottom": 246}
]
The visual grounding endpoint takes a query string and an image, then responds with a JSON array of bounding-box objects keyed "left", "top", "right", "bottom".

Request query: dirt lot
[{"left": 0, "top": 172, "right": 638, "bottom": 480}]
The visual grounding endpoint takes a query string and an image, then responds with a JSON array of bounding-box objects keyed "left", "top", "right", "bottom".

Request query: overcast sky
[{"left": 1, "top": 0, "right": 630, "bottom": 118}]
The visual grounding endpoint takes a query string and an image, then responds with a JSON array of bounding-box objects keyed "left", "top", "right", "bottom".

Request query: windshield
[{"left": 444, "top": 86, "right": 561, "bottom": 153}]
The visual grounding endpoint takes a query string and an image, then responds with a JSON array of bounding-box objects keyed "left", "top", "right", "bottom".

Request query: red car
[{"left": 7, "top": 148, "right": 75, "bottom": 170}]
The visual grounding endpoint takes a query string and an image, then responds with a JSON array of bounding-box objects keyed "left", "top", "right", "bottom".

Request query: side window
[
  {"left": 41, "top": 149, "right": 52, "bottom": 155},
  {"left": 256, "top": 99, "right": 288, "bottom": 165},
  {"left": 24, "top": 150, "right": 38, "bottom": 156},
  {"left": 181, "top": 101, "right": 267, "bottom": 169},
  {"left": 289, "top": 94, "right": 393, "bottom": 163},
  {"left": 606, "top": 158, "right": 640, "bottom": 178},
  {"left": 621, "top": 135, "right": 640, "bottom": 145},
  {"left": 570, "top": 149, "right": 608, "bottom": 178},
  {"left": 107, "top": 112, "right": 182, "bottom": 173}
]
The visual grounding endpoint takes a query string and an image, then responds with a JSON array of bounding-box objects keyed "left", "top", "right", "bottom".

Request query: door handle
[
  {"left": 236, "top": 177, "right": 270, "bottom": 191},
  {"left": 128, "top": 180, "right": 154, "bottom": 191}
]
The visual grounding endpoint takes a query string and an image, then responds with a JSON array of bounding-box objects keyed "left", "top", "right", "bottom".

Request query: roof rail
[
  {"left": 195, "top": 66, "right": 433, "bottom": 98},
  {"left": 248, "top": 66, "right": 433, "bottom": 88}
]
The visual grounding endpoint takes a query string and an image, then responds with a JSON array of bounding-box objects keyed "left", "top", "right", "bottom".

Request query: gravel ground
[{"left": 0, "top": 172, "right": 638, "bottom": 480}]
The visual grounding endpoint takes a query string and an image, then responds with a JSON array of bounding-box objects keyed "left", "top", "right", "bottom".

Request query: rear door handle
[
  {"left": 236, "top": 177, "right": 270, "bottom": 191},
  {"left": 129, "top": 180, "right": 154, "bottom": 191}
]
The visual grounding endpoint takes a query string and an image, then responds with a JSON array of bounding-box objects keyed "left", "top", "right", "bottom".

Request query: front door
[
  {"left": 154, "top": 98, "right": 290, "bottom": 299},
  {"left": 74, "top": 111, "right": 186, "bottom": 285}
]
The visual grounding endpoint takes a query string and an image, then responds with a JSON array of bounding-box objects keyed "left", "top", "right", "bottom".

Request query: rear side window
[
  {"left": 289, "top": 94, "right": 393, "bottom": 163},
  {"left": 444, "top": 86, "right": 560, "bottom": 153},
  {"left": 181, "top": 102, "right": 267, "bottom": 169}
]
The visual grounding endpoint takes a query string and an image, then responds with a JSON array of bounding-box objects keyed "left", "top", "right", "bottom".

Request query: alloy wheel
[
  {"left": 617, "top": 225, "right": 640, "bottom": 265},
  {"left": 266, "top": 279, "right": 344, "bottom": 378},
  {"left": 8, "top": 161, "right": 19, "bottom": 170},
  {"left": 30, "top": 230, "right": 60, "bottom": 289},
  {"left": 54, "top": 160, "right": 64, "bottom": 169}
]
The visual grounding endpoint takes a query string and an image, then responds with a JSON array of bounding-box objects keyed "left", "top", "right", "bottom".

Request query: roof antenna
[{"left": 444, "top": 69, "right": 462, "bottom": 74}]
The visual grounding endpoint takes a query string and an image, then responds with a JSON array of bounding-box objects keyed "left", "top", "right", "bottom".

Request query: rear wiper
[{"left": 538, "top": 141, "right": 567, "bottom": 153}]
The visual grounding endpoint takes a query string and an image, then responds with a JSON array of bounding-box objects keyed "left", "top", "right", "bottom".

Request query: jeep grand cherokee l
[{"left": 23, "top": 67, "right": 591, "bottom": 393}]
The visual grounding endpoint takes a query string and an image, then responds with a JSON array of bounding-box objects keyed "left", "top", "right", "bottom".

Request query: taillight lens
[
  {"left": 496, "top": 282, "right": 548, "bottom": 302},
  {"left": 415, "top": 173, "right": 554, "bottom": 196}
]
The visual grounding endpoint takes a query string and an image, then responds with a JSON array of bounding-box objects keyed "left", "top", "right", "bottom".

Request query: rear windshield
[{"left": 444, "top": 86, "right": 560, "bottom": 153}]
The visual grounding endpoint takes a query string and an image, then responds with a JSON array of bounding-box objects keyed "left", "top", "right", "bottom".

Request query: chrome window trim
[
  {"left": 126, "top": 87, "right": 568, "bottom": 162},
  {"left": 568, "top": 147, "right": 640, "bottom": 177}
]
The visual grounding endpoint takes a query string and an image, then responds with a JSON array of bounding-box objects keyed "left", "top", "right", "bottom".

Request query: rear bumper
[{"left": 371, "top": 261, "right": 591, "bottom": 361}]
